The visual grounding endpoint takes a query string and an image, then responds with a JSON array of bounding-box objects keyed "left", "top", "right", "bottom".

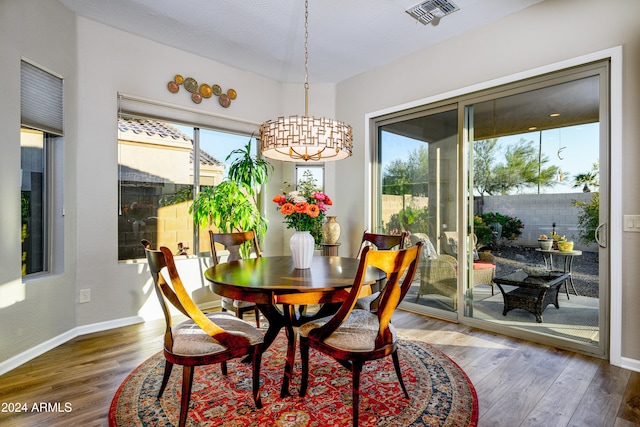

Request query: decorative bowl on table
[
  {"left": 538, "top": 239, "right": 553, "bottom": 251},
  {"left": 522, "top": 265, "right": 550, "bottom": 277},
  {"left": 557, "top": 240, "right": 574, "bottom": 252}
]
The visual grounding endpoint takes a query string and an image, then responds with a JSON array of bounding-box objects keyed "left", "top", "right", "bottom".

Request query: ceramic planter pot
[
  {"left": 557, "top": 240, "right": 574, "bottom": 252},
  {"left": 538, "top": 239, "right": 553, "bottom": 251}
]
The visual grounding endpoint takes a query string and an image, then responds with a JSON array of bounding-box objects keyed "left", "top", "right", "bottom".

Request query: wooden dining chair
[
  {"left": 210, "top": 230, "right": 262, "bottom": 327},
  {"left": 354, "top": 230, "right": 408, "bottom": 310},
  {"left": 299, "top": 242, "right": 422, "bottom": 427},
  {"left": 141, "top": 240, "right": 263, "bottom": 427},
  {"left": 355, "top": 230, "right": 408, "bottom": 258}
]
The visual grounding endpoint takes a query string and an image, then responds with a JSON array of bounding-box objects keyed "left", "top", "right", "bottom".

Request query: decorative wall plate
[
  {"left": 183, "top": 77, "right": 198, "bottom": 93},
  {"left": 199, "top": 83, "right": 213, "bottom": 98},
  {"left": 167, "top": 74, "right": 236, "bottom": 108},
  {"left": 167, "top": 81, "right": 179, "bottom": 93},
  {"left": 219, "top": 93, "right": 231, "bottom": 108}
]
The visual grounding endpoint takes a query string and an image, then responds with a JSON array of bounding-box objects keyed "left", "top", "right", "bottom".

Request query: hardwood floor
[{"left": 1, "top": 310, "right": 639, "bottom": 426}]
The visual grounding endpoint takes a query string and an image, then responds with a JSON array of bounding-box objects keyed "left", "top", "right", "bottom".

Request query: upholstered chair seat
[
  {"left": 172, "top": 312, "right": 264, "bottom": 355},
  {"left": 300, "top": 309, "right": 398, "bottom": 352}
]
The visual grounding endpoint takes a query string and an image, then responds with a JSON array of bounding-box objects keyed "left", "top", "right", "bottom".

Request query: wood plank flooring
[{"left": 1, "top": 310, "right": 639, "bottom": 426}]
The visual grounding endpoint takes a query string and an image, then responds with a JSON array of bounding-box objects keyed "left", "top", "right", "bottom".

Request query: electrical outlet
[{"left": 79, "top": 288, "right": 91, "bottom": 303}]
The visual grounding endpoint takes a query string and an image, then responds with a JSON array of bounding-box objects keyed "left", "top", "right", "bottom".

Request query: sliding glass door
[
  {"left": 372, "top": 60, "right": 609, "bottom": 357},
  {"left": 374, "top": 105, "right": 459, "bottom": 321},
  {"left": 463, "top": 62, "right": 609, "bottom": 357}
]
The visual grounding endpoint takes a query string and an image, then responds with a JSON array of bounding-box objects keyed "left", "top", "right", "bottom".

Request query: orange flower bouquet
[{"left": 272, "top": 190, "right": 332, "bottom": 236}]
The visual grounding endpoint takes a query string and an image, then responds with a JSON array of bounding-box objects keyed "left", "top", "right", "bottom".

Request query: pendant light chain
[
  {"left": 258, "top": 0, "right": 353, "bottom": 162},
  {"left": 304, "top": 0, "right": 309, "bottom": 117}
]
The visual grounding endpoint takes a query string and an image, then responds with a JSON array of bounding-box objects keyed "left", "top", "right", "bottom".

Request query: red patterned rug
[{"left": 109, "top": 332, "right": 478, "bottom": 426}]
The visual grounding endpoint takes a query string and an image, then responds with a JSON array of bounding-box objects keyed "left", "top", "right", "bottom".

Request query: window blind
[
  {"left": 118, "top": 93, "right": 259, "bottom": 137},
  {"left": 21, "top": 60, "right": 63, "bottom": 136}
]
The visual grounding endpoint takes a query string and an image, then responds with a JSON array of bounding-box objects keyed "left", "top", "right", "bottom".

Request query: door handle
[{"left": 595, "top": 223, "right": 607, "bottom": 248}]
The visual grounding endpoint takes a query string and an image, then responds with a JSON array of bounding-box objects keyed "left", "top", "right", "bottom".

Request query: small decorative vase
[
  {"left": 321, "top": 216, "right": 341, "bottom": 244},
  {"left": 290, "top": 231, "right": 314, "bottom": 269}
]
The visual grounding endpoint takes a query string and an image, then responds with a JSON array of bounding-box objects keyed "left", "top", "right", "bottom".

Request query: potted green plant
[{"left": 190, "top": 139, "right": 272, "bottom": 256}]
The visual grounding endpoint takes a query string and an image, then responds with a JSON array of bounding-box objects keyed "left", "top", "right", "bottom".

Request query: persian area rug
[{"left": 109, "top": 333, "right": 478, "bottom": 426}]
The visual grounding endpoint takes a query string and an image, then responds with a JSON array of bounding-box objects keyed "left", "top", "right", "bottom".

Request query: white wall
[
  {"left": 336, "top": 0, "right": 640, "bottom": 362},
  {"left": 0, "top": 0, "right": 340, "bottom": 372},
  {"left": 0, "top": 0, "right": 78, "bottom": 369},
  {"left": 73, "top": 16, "right": 282, "bottom": 326}
]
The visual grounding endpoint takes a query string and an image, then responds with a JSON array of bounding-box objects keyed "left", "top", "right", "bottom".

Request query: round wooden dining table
[{"left": 204, "top": 255, "right": 381, "bottom": 397}]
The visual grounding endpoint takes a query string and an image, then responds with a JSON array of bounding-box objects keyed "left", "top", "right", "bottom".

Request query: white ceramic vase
[{"left": 290, "top": 231, "right": 314, "bottom": 269}]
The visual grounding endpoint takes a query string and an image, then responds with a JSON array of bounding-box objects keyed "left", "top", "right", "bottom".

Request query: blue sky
[
  {"left": 174, "top": 125, "right": 256, "bottom": 178},
  {"left": 380, "top": 122, "right": 599, "bottom": 195},
  {"left": 492, "top": 122, "right": 599, "bottom": 194}
]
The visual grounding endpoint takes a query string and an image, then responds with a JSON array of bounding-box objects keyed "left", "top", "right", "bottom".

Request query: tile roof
[
  {"left": 118, "top": 116, "right": 223, "bottom": 167},
  {"left": 197, "top": 148, "right": 223, "bottom": 167},
  {"left": 118, "top": 116, "right": 192, "bottom": 142}
]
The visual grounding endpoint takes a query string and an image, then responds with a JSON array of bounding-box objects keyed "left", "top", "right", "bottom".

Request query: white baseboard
[
  {"left": 197, "top": 300, "right": 222, "bottom": 311},
  {"left": 75, "top": 315, "right": 144, "bottom": 336},
  {"left": 0, "top": 316, "right": 144, "bottom": 376},
  {"left": 620, "top": 356, "right": 640, "bottom": 374}
]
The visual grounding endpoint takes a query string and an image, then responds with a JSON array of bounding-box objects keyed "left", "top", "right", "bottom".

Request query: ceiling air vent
[{"left": 406, "top": 0, "right": 459, "bottom": 25}]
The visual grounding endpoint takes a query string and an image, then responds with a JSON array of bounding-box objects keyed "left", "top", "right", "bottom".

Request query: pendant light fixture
[{"left": 259, "top": 0, "right": 353, "bottom": 162}]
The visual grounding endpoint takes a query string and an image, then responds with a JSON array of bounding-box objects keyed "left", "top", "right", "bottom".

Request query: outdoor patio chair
[
  {"left": 415, "top": 250, "right": 496, "bottom": 309},
  {"left": 416, "top": 254, "right": 459, "bottom": 308}
]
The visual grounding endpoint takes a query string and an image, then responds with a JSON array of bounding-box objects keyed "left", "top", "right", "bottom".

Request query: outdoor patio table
[
  {"left": 204, "top": 255, "right": 381, "bottom": 397},
  {"left": 493, "top": 269, "right": 570, "bottom": 323},
  {"left": 535, "top": 248, "right": 582, "bottom": 297}
]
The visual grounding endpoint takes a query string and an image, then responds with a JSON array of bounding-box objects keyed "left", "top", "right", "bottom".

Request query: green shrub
[
  {"left": 475, "top": 212, "right": 524, "bottom": 246},
  {"left": 573, "top": 192, "right": 599, "bottom": 244},
  {"left": 474, "top": 216, "right": 492, "bottom": 247},
  {"left": 384, "top": 206, "right": 429, "bottom": 235}
]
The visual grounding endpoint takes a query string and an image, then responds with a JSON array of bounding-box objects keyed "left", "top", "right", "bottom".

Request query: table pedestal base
[{"left": 257, "top": 302, "right": 340, "bottom": 397}]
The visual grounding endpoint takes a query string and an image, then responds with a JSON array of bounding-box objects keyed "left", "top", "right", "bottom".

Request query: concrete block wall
[{"left": 480, "top": 192, "right": 598, "bottom": 251}]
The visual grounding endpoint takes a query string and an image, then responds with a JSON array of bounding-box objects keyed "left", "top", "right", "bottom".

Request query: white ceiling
[{"left": 57, "top": 0, "right": 543, "bottom": 84}]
